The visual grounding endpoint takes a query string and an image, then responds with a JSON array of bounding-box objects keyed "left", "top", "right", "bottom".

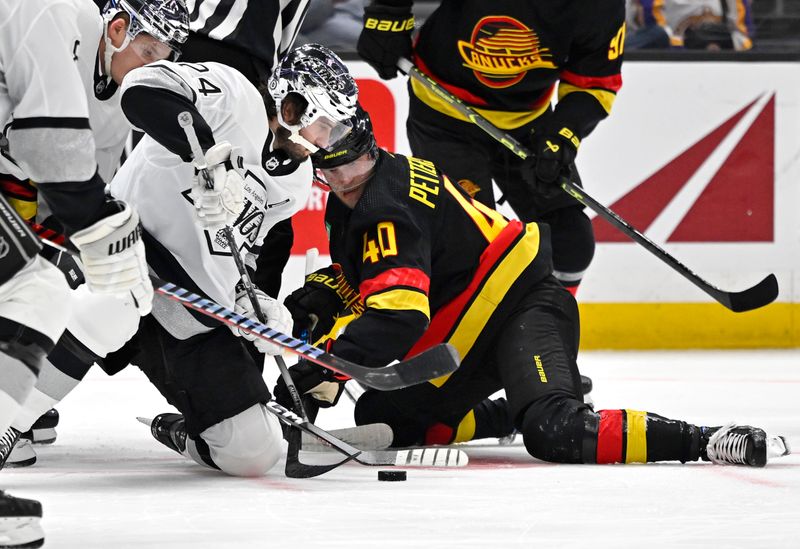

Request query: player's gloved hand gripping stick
[{"left": 396, "top": 59, "right": 778, "bottom": 313}]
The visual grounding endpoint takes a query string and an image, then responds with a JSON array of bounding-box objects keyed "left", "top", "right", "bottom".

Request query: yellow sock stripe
[
  {"left": 365, "top": 288, "right": 430, "bottom": 319},
  {"left": 625, "top": 409, "right": 648, "bottom": 463},
  {"left": 557, "top": 83, "right": 616, "bottom": 114},
  {"left": 453, "top": 410, "right": 476, "bottom": 443}
]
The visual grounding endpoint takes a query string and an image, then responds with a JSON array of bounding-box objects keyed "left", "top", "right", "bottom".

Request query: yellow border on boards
[{"left": 578, "top": 303, "right": 800, "bottom": 349}]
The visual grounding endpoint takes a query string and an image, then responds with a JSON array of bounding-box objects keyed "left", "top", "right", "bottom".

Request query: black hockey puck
[{"left": 378, "top": 470, "right": 407, "bottom": 481}]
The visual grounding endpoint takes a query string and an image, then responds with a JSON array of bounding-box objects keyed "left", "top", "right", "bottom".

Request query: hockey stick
[
  {"left": 300, "top": 422, "right": 393, "bottom": 452},
  {"left": 36, "top": 235, "right": 460, "bottom": 391},
  {"left": 178, "top": 113, "right": 308, "bottom": 416},
  {"left": 39, "top": 221, "right": 455, "bottom": 477},
  {"left": 397, "top": 59, "right": 778, "bottom": 313}
]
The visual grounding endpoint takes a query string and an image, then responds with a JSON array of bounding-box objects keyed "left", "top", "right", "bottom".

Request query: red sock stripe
[
  {"left": 424, "top": 422, "right": 454, "bottom": 446},
  {"left": 597, "top": 409, "right": 625, "bottom": 464}
]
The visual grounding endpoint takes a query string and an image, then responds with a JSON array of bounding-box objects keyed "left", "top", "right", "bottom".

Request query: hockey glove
[
  {"left": 70, "top": 199, "right": 153, "bottom": 316},
  {"left": 230, "top": 285, "right": 294, "bottom": 355},
  {"left": 357, "top": 2, "right": 414, "bottom": 79},
  {"left": 284, "top": 264, "right": 363, "bottom": 341},
  {"left": 530, "top": 125, "right": 580, "bottom": 190},
  {"left": 189, "top": 141, "right": 245, "bottom": 230},
  {"left": 274, "top": 358, "right": 350, "bottom": 410}
]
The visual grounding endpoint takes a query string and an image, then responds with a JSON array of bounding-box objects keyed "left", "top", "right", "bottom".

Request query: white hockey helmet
[
  {"left": 267, "top": 44, "right": 358, "bottom": 153},
  {"left": 101, "top": 0, "right": 190, "bottom": 73}
]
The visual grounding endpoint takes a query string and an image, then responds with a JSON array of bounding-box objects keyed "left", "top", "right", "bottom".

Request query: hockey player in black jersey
[
  {"left": 358, "top": 0, "right": 627, "bottom": 295},
  {"left": 276, "top": 71, "right": 789, "bottom": 467}
]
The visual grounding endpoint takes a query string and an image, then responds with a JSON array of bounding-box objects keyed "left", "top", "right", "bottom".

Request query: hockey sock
[
  {"left": 0, "top": 353, "right": 36, "bottom": 435},
  {"left": 590, "top": 409, "right": 701, "bottom": 464}
]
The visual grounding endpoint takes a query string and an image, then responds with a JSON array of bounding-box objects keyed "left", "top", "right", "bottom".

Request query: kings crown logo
[{"left": 458, "top": 16, "right": 556, "bottom": 89}]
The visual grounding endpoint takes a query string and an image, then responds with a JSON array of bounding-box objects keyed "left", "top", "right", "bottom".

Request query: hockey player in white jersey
[
  {"left": 0, "top": 0, "right": 187, "bottom": 545},
  {"left": 4, "top": 45, "right": 359, "bottom": 478},
  {"left": 0, "top": 0, "right": 191, "bottom": 472}
]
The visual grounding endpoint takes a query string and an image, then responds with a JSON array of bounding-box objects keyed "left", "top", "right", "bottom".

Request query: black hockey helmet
[{"left": 311, "top": 104, "right": 378, "bottom": 170}]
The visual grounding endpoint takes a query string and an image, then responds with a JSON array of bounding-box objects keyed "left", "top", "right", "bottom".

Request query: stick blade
[
  {"left": 359, "top": 447, "right": 469, "bottom": 467},
  {"left": 301, "top": 423, "right": 394, "bottom": 452},
  {"left": 718, "top": 274, "right": 779, "bottom": 312},
  {"left": 360, "top": 343, "right": 461, "bottom": 390},
  {"left": 284, "top": 428, "right": 355, "bottom": 478}
]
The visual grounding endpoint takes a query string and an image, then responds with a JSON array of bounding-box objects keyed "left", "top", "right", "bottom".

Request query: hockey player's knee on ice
[
  {"left": 199, "top": 404, "right": 283, "bottom": 477},
  {"left": 519, "top": 394, "right": 592, "bottom": 463}
]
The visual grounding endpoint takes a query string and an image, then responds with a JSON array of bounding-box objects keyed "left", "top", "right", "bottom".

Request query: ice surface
[{"left": 4, "top": 350, "right": 799, "bottom": 548}]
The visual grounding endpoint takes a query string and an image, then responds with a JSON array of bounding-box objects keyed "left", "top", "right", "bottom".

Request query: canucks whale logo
[{"left": 457, "top": 16, "right": 556, "bottom": 89}]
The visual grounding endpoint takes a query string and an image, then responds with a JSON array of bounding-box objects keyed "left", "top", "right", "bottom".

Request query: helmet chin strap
[{"left": 102, "top": 23, "right": 131, "bottom": 76}]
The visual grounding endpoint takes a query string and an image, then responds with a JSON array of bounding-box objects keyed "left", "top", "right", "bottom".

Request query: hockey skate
[
  {"left": 142, "top": 414, "right": 187, "bottom": 455},
  {"left": 0, "top": 429, "right": 22, "bottom": 471},
  {"left": 2, "top": 439, "right": 35, "bottom": 469},
  {"left": 25, "top": 410, "right": 58, "bottom": 445},
  {"left": 0, "top": 490, "right": 43, "bottom": 549},
  {"left": 701, "top": 423, "right": 791, "bottom": 467}
]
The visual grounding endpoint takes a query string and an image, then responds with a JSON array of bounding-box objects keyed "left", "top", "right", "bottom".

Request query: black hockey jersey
[
  {"left": 411, "top": 0, "right": 625, "bottom": 136},
  {"left": 326, "top": 149, "right": 552, "bottom": 369}
]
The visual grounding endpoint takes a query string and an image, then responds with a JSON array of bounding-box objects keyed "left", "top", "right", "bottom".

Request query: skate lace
[
  {"left": 706, "top": 423, "right": 748, "bottom": 464},
  {"left": 0, "top": 428, "right": 19, "bottom": 456}
]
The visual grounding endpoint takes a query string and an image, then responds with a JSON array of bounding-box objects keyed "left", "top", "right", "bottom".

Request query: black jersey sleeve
[
  {"left": 554, "top": 0, "right": 626, "bottom": 138},
  {"left": 329, "top": 200, "right": 433, "bottom": 368}
]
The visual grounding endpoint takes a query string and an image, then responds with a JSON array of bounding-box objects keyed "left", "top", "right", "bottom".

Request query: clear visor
[
  {"left": 128, "top": 32, "right": 179, "bottom": 63},
  {"left": 313, "top": 155, "right": 375, "bottom": 193},
  {"left": 298, "top": 115, "right": 352, "bottom": 151}
]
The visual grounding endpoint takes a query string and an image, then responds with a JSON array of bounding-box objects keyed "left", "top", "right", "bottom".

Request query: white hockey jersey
[
  {"left": 0, "top": 0, "right": 100, "bottom": 188},
  {"left": 0, "top": 0, "right": 129, "bottom": 208},
  {"left": 111, "top": 61, "right": 312, "bottom": 310}
]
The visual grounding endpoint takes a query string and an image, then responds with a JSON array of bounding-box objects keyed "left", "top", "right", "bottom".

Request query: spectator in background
[
  {"left": 297, "top": 0, "right": 367, "bottom": 51},
  {"left": 626, "top": 0, "right": 754, "bottom": 51}
]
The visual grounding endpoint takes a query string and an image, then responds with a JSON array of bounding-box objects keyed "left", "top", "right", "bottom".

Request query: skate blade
[
  {"left": 0, "top": 516, "right": 44, "bottom": 548},
  {"left": 768, "top": 435, "right": 791, "bottom": 459}
]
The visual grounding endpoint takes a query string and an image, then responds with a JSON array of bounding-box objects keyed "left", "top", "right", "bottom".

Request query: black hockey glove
[
  {"left": 529, "top": 123, "right": 581, "bottom": 192},
  {"left": 357, "top": 1, "right": 414, "bottom": 79},
  {"left": 273, "top": 358, "right": 350, "bottom": 411},
  {"left": 283, "top": 264, "right": 363, "bottom": 341}
]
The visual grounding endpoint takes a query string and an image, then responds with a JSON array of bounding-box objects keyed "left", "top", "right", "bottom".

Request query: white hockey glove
[
  {"left": 70, "top": 200, "right": 153, "bottom": 316},
  {"left": 189, "top": 141, "right": 245, "bottom": 230},
  {"left": 230, "top": 286, "right": 294, "bottom": 355}
]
